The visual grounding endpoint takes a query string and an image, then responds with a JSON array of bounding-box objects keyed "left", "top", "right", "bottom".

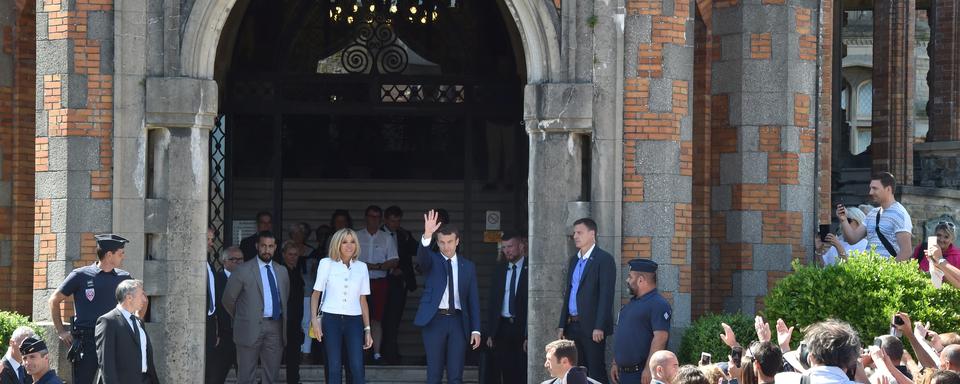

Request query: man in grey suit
[
  {"left": 222, "top": 231, "right": 290, "bottom": 384},
  {"left": 94, "top": 279, "right": 159, "bottom": 384}
]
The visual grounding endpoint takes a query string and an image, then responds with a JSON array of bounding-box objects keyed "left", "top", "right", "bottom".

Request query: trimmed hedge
[
  {"left": 679, "top": 312, "right": 756, "bottom": 365},
  {"left": 0, "top": 311, "right": 44, "bottom": 348},
  {"left": 763, "top": 247, "right": 960, "bottom": 346}
]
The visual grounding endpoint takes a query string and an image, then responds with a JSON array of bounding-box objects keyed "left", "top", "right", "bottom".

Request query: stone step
[{"left": 225, "top": 364, "right": 479, "bottom": 383}]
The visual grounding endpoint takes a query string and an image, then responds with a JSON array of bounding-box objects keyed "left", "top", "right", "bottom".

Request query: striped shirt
[{"left": 865, "top": 202, "right": 912, "bottom": 257}]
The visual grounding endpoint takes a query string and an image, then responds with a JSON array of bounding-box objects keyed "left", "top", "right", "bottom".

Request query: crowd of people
[{"left": 3, "top": 171, "right": 959, "bottom": 384}]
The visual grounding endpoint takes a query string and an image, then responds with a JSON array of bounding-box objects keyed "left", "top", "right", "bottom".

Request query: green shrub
[
  {"left": 0, "top": 311, "right": 43, "bottom": 348},
  {"left": 679, "top": 312, "right": 756, "bottom": 364},
  {"left": 763, "top": 246, "right": 960, "bottom": 347}
]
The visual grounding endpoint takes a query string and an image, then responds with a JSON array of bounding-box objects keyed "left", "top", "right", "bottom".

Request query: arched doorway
[{"left": 209, "top": 0, "right": 529, "bottom": 372}]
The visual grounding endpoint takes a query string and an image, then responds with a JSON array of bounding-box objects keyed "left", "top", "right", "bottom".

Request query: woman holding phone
[
  {"left": 915, "top": 221, "right": 960, "bottom": 272},
  {"left": 821, "top": 206, "right": 869, "bottom": 265},
  {"left": 310, "top": 228, "right": 374, "bottom": 383}
]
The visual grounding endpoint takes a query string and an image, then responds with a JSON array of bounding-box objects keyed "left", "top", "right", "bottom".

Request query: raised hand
[
  {"left": 836, "top": 204, "right": 847, "bottom": 221},
  {"left": 423, "top": 210, "right": 442, "bottom": 239},
  {"left": 720, "top": 322, "right": 741, "bottom": 348},
  {"left": 755, "top": 316, "right": 772, "bottom": 343},
  {"left": 776, "top": 318, "right": 795, "bottom": 352}
]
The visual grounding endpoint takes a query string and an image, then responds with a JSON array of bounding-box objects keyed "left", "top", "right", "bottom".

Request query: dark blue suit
[{"left": 415, "top": 242, "right": 481, "bottom": 384}]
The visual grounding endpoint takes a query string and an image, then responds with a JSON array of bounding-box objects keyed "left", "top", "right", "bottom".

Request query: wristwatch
[{"left": 938, "top": 258, "right": 948, "bottom": 266}]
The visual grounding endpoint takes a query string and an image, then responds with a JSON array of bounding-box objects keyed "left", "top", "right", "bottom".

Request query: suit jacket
[
  {"left": 206, "top": 262, "right": 228, "bottom": 346},
  {"left": 215, "top": 269, "right": 235, "bottom": 351},
  {"left": 0, "top": 357, "right": 31, "bottom": 384},
  {"left": 540, "top": 367, "right": 602, "bottom": 384},
  {"left": 222, "top": 258, "right": 290, "bottom": 347},
  {"left": 414, "top": 243, "right": 481, "bottom": 340},
  {"left": 95, "top": 307, "right": 159, "bottom": 384},
  {"left": 558, "top": 246, "right": 617, "bottom": 334},
  {"left": 485, "top": 258, "right": 528, "bottom": 339}
]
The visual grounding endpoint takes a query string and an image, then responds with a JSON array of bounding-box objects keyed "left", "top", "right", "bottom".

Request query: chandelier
[{"left": 328, "top": 0, "right": 457, "bottom": 25}]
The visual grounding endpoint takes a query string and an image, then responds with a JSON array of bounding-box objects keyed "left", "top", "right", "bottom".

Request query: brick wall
[
  {"left": 34, "top": 0, "right": 115, "bottom": 321},
  {"left": 0, "top": 0, "right": 35, "bottom": 316},
  {"left": 928, "top": 0, "right": 960, "bottom": 142},
  {"left": 871, "top": 0, "right": 916, "bottom": 184},
  {"left": 623, "top": 0, "right": 695, "bottom": 326}
]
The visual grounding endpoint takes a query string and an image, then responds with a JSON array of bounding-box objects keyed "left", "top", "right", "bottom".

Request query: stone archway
[{"left": 181, "top": 0, "right": 562, "bottom": 83}]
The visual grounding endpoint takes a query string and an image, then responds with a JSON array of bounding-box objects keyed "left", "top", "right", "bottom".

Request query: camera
[
  {"left": 699, "top": 352, "right": 712, "bottom": 366},
  {"left": 731, "top": 347, "right": 743, "bottom": 368}
]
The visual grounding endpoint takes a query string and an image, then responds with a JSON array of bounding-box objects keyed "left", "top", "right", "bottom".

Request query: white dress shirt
[
  {"left": 501, "top": 257, "right": 525, "bottom": 317},
  {"left": 357, "top": 229, "right": 399, "bottom": 279},
  {"left": 257, "top": 258, "right": 280, "bottom": 318},
  {"left": 314, "top": 258, "right": 371, "bottom": 316},
  {"left": 206, "top": 263, "right": 216, "bottom": 316},
  {"left": 117, "top": 304, "right": 147, "bottom": 373},
  {"left": 804, "top": 366, "right": 857, "bottom": 384},
  {"left": 578, "top": 243, "right": 596, "bottom": 260}
]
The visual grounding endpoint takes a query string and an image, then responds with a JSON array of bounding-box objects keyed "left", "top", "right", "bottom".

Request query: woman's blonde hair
[
  {"left": 698, "top": 364, "right": 724, "bottom": 384},
  {"left": 328, "top": 228, "right": 360, "bottom": 262}
]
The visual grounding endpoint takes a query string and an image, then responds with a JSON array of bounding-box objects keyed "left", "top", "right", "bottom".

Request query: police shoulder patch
[{"left": 663, "top": 312, "right": 670, "bottom": 320}]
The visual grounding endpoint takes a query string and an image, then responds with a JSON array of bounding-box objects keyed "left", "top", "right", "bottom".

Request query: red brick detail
[
  {"left": 872, "top": 0, "right": 916, "bottom": 184},
  {"left": 622, "top": 237, "right": 652, "bottom": 262},
  {"left": 691, "top": 15, "right": 715, "bottom": 316},
  {"left": 732, "top": 184, "right": 780, "bottom": 211},
  {"left": 714, "top": 0, "right": 739, "bottom": 9},
  {"left": 794, "top": 93, "right": 810, "bottom": 127},
  {"left": 817, "top": 0, "right": 833, "bottom": 225},
  {"left": 928, "top": 0, "right": 960, "bottom": 141},
  {"left": 751, "top": 33, "right": 771, "bottom": 59},
  {"left": 0, "top": 2, "right": 36, "bottom": 316},
  {"left": 762, "top": 0, "right": 785, "bottom": 4}
]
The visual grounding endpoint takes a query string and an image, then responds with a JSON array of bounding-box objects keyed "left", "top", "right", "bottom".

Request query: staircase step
[{"left": 225, "top": 364, "right": 479, "bottom": 383}]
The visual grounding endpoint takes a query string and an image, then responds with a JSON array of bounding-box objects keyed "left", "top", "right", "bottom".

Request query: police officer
[
  {"left": 19, "top": 337, "right": 64, "bottom": 384},
  {"left": 610, "top": 259, "right": 671, "bottom": 384},
  {"left": 47, "top": 234, "right": 132, "bottom": 384}
]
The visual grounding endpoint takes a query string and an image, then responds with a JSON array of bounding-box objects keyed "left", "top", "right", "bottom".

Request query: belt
[
  {"left": 619, "top": 364, "right": 643, "bottom": 373},
  {"left": 70, "top": 327, "right": 95, "bottom": 337},
  {"left": 437, "top": 308, "right": 461, "bottom": 316},
  {"left": 501, "top": 316, "right": 516, "bottom": 324},
  {"left": 567, "top": 315, "right": 580, "bottom": 324}
]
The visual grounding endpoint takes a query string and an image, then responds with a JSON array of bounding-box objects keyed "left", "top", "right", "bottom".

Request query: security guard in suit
[
  {"left": 610, "top": 259, "right": 671, "bottom": 384},
  {"left": 47, "top": 235, "right": 132, "bottom": 384}
]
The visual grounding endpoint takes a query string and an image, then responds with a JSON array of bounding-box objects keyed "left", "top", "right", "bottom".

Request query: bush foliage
[
  {"left": 0, "top": 311, "right": 43, "bottom": 348},
  {"left": 763, "top": 247, "right": 960, "bottom": 346},
  {"left": 679, "top": 312, "right": 756, "bottom": 364}
]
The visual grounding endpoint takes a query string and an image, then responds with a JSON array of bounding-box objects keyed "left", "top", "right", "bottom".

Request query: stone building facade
[{"left": 0, "top": 0, "right": 957, "bottom": 381}]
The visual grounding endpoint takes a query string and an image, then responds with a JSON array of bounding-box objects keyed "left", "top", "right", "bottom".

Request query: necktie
[
  {"left": 265, "top": 265, "right": 282, "bottom": 320},
  {"left": 128, "top": 314, "right": 141, "bottom": 346},
  {"left": 508, "top": 264, "right": 518, "bottom": 317},
  {"left": 446, "top": 258, "right": 456, "bottom": 310},
  {"left": 17, "top": 365, "right": 26, "bottom": 384}
]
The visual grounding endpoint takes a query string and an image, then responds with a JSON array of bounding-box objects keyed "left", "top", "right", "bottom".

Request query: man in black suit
[
  {"left": 211, "top": 246, "right": 244, "bottom": 384},
  {"left": 484, "top": 232, "right": 528, "bottom": 384},
  {"left": 558, "top": 218, "right": 616, "bottom": 384},
  {"left": 240, "top": 212, "right": 273, "bottom": 261},
  {"left": 205, "top": 228, "right": 229, "bottom": 384},
  {"left": 1, "top": 326, "right": 35, "bottom": 384},
  {"left": 95, "top": 279, "right": 159, "bottom": 384}
]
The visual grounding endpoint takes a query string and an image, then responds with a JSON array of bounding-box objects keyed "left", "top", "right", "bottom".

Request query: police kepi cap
[
  {"left": 19, "top": 336, "right": 47, "bottom": 355},
  {"left": 95, "top": 234, "right": 129, "bottom": 252},
  {"left": 628, "top": 258, "right": 658, "bottom": 273}
]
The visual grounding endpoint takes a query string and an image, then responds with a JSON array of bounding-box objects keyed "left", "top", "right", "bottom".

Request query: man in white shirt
[
  {"left": 94, "top": 279, "right": 159, "bottom": 384},
  {"left": 838, "top": 172, "right": 913, "bottom": 261},
  {"left": 1, "top": 326, "right": 35, "bottom": 384},
  {"left": 356, "top": 205, "right": 399, "bottom": 362},
  {"left": 210, "top": 246, "right": 243, "bottom": 384}
]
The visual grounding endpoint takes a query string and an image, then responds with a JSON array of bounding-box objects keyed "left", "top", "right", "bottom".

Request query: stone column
[
  {"left": 621, "top": 0, "right": 695, "bottom": 348},
  {"left": 872, "top": 0, "right": 916, "bottom": 183},
  {"left": 525, "top": 83, "right": 592, "bottom": 378},
  {"left": 143, "top": 77, "right": 217, "bottom": 383},
  {"left": 928, "top": 0, "right": 960, "bottom": 142},
  {"left": 710, "top": 0, "right": 818, "bottom": 313}
]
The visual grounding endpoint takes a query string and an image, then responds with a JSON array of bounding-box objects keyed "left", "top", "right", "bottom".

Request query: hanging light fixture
[{"left": 327, "top": 0, "right": 455, "bottom": 24}]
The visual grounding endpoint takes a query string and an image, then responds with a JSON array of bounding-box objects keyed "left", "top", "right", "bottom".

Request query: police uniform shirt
[
  {"left": 614, "top": 288, "right": 672, "bottom": 367},
  {"left": 56, "top": 263, "right": 132, "bottom": 328},
  {"left": 34, "top": 370, "right": 64, "bottom": 384}
]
